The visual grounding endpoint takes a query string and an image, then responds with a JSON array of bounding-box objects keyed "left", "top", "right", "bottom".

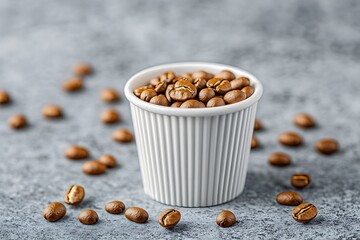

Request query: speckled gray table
[{"left": 0, "top": 1, "right": 359, "bottom": 239}]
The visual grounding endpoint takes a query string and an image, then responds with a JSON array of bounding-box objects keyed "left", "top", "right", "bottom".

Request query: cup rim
[{"left": 124, "top": 62, "right": 263, "bottom": 117}]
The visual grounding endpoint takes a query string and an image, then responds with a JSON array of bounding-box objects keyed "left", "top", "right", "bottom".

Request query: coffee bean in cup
[
  {"left": 42, "top": 105, "right": 63, "bottom": 119},
  {"left": 279, "top": 132, "right": 303, "bottom": 146},
  {"left": 125, "top": 207, "right": 149, "bottom": 223},
  {"left": 82, "top": 160, "right": 107, "bottom": 175},
  {"left": 9, "top": 114, "right": 27, "bottom": 129},
  {"left": 276, "top": 191, "right": 303, "bottom": 206},
  {"left": 293, "top": 113, "right": 316, "bottom": 128},
  {"left": 99, "top": 154, "right": 117, "bottom": 168},
  {"left": 105, "top": 201, "right": 125, "bottom": 214},
  {"left": 0, "top": 90, "right": 10, "bottom": 104},
  {"left": 292, "top": 203, "right": 317, "bottom": 223},
  {"left": 268, "top": 152, "right": 292, "bottom": 167},
  {"left": 42, "top": 202, "right": 66, "bottom": 222},
  {"left": 65, "top": 146, "right": 89, "bottom": 160},
  {"left": 216, "top": 210, "right": 236, "bottom": 228},
  {"left": 64, "top": 185, "right": 85, "bottom": 205},
  {"left": 291, "top": 173, "right": 311, "bottom": 189},
  {"left": 158, "top": 209, "right": 181, "bottom": 228},
  {"left": 113, "top": 129, "right": 133, "bottom": 143},
  {"left": 78, "top": 209, "right": 99, "bottom": 225},
  {"left": 316, "top": 138, "right": 338, "bottom": 155}
]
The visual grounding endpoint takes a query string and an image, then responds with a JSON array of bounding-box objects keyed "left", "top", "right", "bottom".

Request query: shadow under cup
[{"left": 125, "top": 62, "right": 263, "bottom": 207}]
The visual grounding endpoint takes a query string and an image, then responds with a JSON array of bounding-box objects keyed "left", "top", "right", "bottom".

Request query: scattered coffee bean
[
  {"left": 230, "top": 77, "right": 250, "bottom": 90},
  {"left": 65, "top": 146, "right": 89, "bottom": 160},
  {"left": 78, "top": 209, "right": 99, "bottom": 225},
  {"left": 99, "top": 154, "right": 117, "bottom": 168},
  {"left": 279, "top": 132, "right": 303, "bottom": 146},
  {"left": 160, "top": 71, "right": 176, "bottom": 83},
  {"left": 207, "top": 96, "right": 226, "bottom": 107},
  {"left": 293, "top": 113, "right": 316, "bottom": 128},
  {"left": 268, "top": 152, "right": 292, "bottom": 167},
  {"left": 292, "top": 203, "right": 318, "bottom": 223},
  {"left": 171, "top": 102, "right": 182, "bottom": 107},
  {"left": 150, "top": 95, "right": 170, "bottom": 106},
  {"left": 82, "top": 160, "right": 107, "bottom": 175},
  {"left": 316, "top": 138, "right": 338, "bottom": 155},
  {"left": 8, "top": 114, "right": 27, "bottom": 129},
  {"left": 125, "top": 207, "right": 149, "bottom": 223},
  {"left": 169, "top": 80, "right": 197, "bottom": 101},
  {"left": 158, "top": 209, "right": 181, "bottom": 228},
  {"left": 198, "top": 88, "right": 216, "bottom": 103},
  {"left": 0, "top": 90, "right": 10, "bottom": 104},
  {"left": 216, "top": 210, "right": 236, "bottom": 228},
  {"left": 113, "top": 129, "right": 133, "bottom": 143},
  {"left": 101, "top": 109, "right": 120, "bottom": 124},
  {"left": 207, "top": 78, "right": 232, "bottom": 94},
  {"left": 291, "top": 173, "right": 311, "bottom": 189},
  {"left": 180, "top": 99, "right": 205, "bottom": 108},
  {"left": 42, "top": 202, "right": 66, "bottom": 222},
  {"left": 105, "top": 201, "right": 125, "bottom": 214},
  {"left": 215, "top": 70, "right": 236, "bottom": 80},
  {"left": 134, "top": 85, "right": 154, "bottom": 97},
  {"left": 224, "top": 90, "right": 246, "bottom": 104},
  {"left": 140, "top": 89, "right": 157, "bottom": 102},
  {"left": 254, "top": 119, "right": 262, "bottom": 131},
  {"left": 192, "top": 70, "right": 214, "bottom": 80},
  {"left": 62, "top": 77, "right": 84, "bottom": 92},
  {"left": 73, "top": 62, "right": 93, "bottom": 76},
  {"left": 276, "top": 191, "right": 303, "bottom": 206},
  {"left": 241, "top": 86, "right": 255, "bottom": 98},
  {"left": 100, "top": 88, "right": 119, "bottom": 102},
  {"left": 42, "top": 105, "right": 63, "bottom": 119},
  {"left": 251, "top": 136, "right": 258, "bottom": 149},
  {"left": 64, "top": 185, "right": 85, "bottom": 205}
]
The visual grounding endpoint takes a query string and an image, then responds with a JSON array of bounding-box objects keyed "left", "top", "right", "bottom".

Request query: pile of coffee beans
[{"left": 134, "top": 70, "right": 255, "bottom": 108}]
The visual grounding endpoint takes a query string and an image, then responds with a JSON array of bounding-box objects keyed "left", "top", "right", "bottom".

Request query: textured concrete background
[{"left": 0, "top": 0, "right": 359, "bottom": 239}]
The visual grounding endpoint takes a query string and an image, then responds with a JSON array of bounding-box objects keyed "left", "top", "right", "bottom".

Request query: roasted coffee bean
[
  {"left": 215, "top": 70, "right": 236, "bottom": 80},
  {"left": 241, "top": 86, "right": 255, "bottom": 98},
  {"left": 99, "top": 154, "right": 117, "bottom": 168},
  {"left": 78, "top": 210, "right": 99, "bottom": 225},
  {"left": 279, "top": 132, "right": 303, "bottom": 146},
  {"left": 82, "top": 160, "right": 107, "bottom": 175},
  {"left": 292, "top": 203, "right": 317, "bottom": 223},
  {"left": 192, "top": 70, "right": 214, "bottom": 80},
  {"left": 100, "top": 88, "right": 119, "bottom": 102},
  {"left": 8, "top": 114, "right": 27, "bottom": 129},
  {"left": 231, "top": 77, "right": 250, "bottom": 90},
  {"left": 64, "top": 185, "right": 85, "bottom": 205},
  {"left": 105, "top": 201, "right": 125, "bottom": 214},
  {"left": 224, "top": 90, "right": 246, "bottom": 104},
  {"left": 316, "top": 138, "right": 338, "bottom": 155},
  {"left": 154, "top": 81, "right": 167, "bottom": 93},
  {"left": 291, "top": 173, "right": 311, "bottom": 189},
  {"left": 113, "top": 129, "right": 133, "bottom": 143},
  {"left": 171, "top": 102, "right": 182, "bottom": 107},
  {"left": 206, "top": 97, "right": 226, "bottom": 107},
  {"left": 276, "top": 191, "right": 303, "bottom": 206},
  {"left": 158, "top": 209, "right": 181, "bottom": 228},
  {"left": 160, "top": 71, "right": 176, "bottom": 83},
  {"left": 251, "top": 136, "right": 258, "bottom": 149},
  {"left": 198, "top": 88, "right": 216, "bottom": 103},
  {"left": 172, "top": 76, "right": 193, "bottom": 84},
  {"left": 268, "top": 152, "right": 292, "bottom": 166},
  {"left": 0, "top": 90, "right": 10, "bottom": 104},
  {"left": 134, "top": 85, "right": 154, "bottom": 97},
  {"left": 207, "top": 78, "right": 232, "bottom": 94},
  {"left": 65, "top": 146, "right": 89, "bottom": 160},
  {"left": 193, "top": 78, "right": 207, "bottom": 90},
  {"left": 125, "top": 207, "right": 149, "bottom": 223},
  {"left": 182, "top": 73, "right": 193, "bottom": 80},
  {"left": 101, "top": 109, "right": 120, "bottom": 124},
  {"left": 180, "top": 99, "right": 205, "bottom": 108},
  {"left": 42, "top": 202, "right": 66, "bottom": 222},
  {"left": 150, "top": 77, "right": 161, "bottom": 86},
  {"left": 62, "top": 77, "right": 83, "bottom": 92},
  {"left": 165, "top": 84, "right": 175, "bottom": 102},
  {"left": 254, "top": 119, "right": 262, "bottom": 131},
  {"left": 42, "top": 105, "right": 63, "bottom": 119},
  {"left": 216, "top": 210, "right": 236, "bottom": 228},
  {"left": 293, "top": 113, "right": 316, "bottom": 128},
  {"left": 169, "top": 80, "right": 197, "bottom": 101},
  {"left": 73, "top": 62, "right": 93, "bottom": 76},
  {"left": 150, "top": 95, "right": 170, "bottom": 106},
  {"left": 140, "top": 89, "right": 157, "bottom": 102}
]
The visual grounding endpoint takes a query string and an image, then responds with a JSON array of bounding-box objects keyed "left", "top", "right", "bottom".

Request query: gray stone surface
[{"left": 0, "top": 0, "right": 359, "bottom": 239}]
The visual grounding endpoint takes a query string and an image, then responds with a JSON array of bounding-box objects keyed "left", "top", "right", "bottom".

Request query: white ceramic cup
[{"left": 125, "top": 62, "right": 263, "bottom": 207}]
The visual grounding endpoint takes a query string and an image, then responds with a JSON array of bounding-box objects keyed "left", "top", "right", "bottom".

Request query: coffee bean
[
  {"left": 100, "top": 88, "right": 119, "bottom": 102},
  {"left": 251, "top": 136, "right": 258, "bottom": 149},
  {"left": 292, "top": 203, "right": 317, "bottom": 223},
  {"left": 206, "top": 97, "right": 226, "bottom": 107},
  {"left": 224, "top": 90, "right": 246, "bottom": 104},
  {"left": 230, "top": 77, "right": 250, "bottom": 90},
  {"left": 291, "top": 173, "right": 311, "bottom": 189},
  {"left": 171, "top": 102, "right": 182, "bottom": 107},
  {"left": 198, "top": 88, "right": 216, "bottom": 103},
  {"left": 73, "top": 62, "right": 93, "bottom": 76},
  {"left": 207, "top": 78, "right": 232, "bottom": 94},
  {"left": 42, "top": 105, "right": 63, "bottom": 119},
  {"left": 99, "top": 154, "right": 117, "bottom": 168},
  {"left": 293, "top": 113, "right": 316, "bottom": 128},
  {"left": 216, "top": 210, "right": 236, "bottom": 227},
  {"left": 154, "top": 81, "right": 167, "bottom": 93},
  {"left": 62, "top": 77, "right": 84, "bottom": 92},
  {"left": 180, "top": 99, "right": 205, "bottom": 108},
  {"left": 254, "top": 119, "right": 262, "bottom": 131},
  {"left": 150, "top": 95, "right": 170, "bottom": 106},
  {"left": 101, "top": 109, "right": 120, "bottom": 124},
  {"left": 182, "top": 73, "right": 193, "bottom": 80},
  {"left": 140, "top": 89, "right": 157, "bottom": 102},
  {"left": 215, "top": 70, "right": 236, "bottom": 80},
  {"left": 113, "top": 129, "right": 133, "bottom": 143},
  {"left": 8, "top": 114, "right": 27, "bottom": 129},
  {"left": 78, "top": 209, "right": 99, "bottom": 225},
  {"left": 150, "top": 77, "right": 161, "bottom": 86},
  {"left": 42, "top": 202, "right": 66, "bottom": 222},
  {"left": 279, "top": 132, "right": 303, "bottom": 146},
  {"left": 192, "top": 70, "right": 214, "bottom": 80},
  {"left": 316, "top": 138, "right": 338, "bottom": 155},
  {"left": 193, "top": 78, "right": 207, "bottom": 90},
  {"left": 125, "top": 207, "right": 149, "bottom": 223},
  {"left": 169, "top": 80, "right": 197, "bottom": 101},
  {"left": 0, "top": 90, "right": 10, "bottom": 104},
  {"left": 105, "top": 201, "right": 125, "bottom": 214},
  {"left": 134, "top": 85, "right": 154, "bottom": 97},
  {"left": 268, "top": 152, "right": 292, "bottom": 166},
  {"left": 64, "top": 185, "right": 85, "bottom": 205},
  {"left": 160, "top": 71, "right": 176, "bottom": 83},
  {"left": 276, "top": 191, "right": 303, "bottom": 206},
  {"left": 165, "top": 84, "right": 175, "bottom": 102},
  {"left": 158, "top": 209, "right": 181, "bottom": 228},
  {"left": 82, "top": 160, "right": 107, "bottom": 175},
  {"left": 65, "top": 146, "right": 89, "bottom": 160},
  {"left": 241, "top": 86, "right": 255, "bottom": 98}
]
